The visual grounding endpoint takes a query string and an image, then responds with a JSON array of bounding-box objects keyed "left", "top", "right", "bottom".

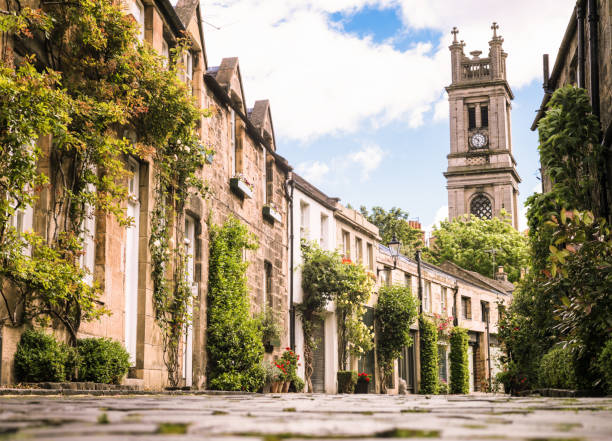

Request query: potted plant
[
  {"left": 263, "top": 202, "right": 282, "bottom": 223},
  {"left": 355, "top": 372, "right": 371, "bottom": 394},
  {"left": 229, "top": 173, "right": 254, "bottom": 199},
  {"left": 265, "top": 362, "right": 283, "bottom": 393},
  {"left": 279, "top": 348, "right": 299, "bottom": 393},
  {"left": 257, "top": 309, "right": 282, "bottom": 353},
  {"left": 337, "top": 371, "right": 357, "bottom": 394}
]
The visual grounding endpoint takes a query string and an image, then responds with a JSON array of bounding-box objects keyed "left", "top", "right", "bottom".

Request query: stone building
[
  {"left": 0, "top": 0, "right": 290, "bottom": 390},
  {"left": 531, "top": 0, "right": 612, "bottom": 219},
  {"left": 376, "top": 248, "right": 513, "bottom": 394},
  {"left": 444, "top": 24, "right": 521, "bottom": 229}
]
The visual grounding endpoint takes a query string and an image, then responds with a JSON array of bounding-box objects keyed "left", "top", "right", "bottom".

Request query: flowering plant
[
  {"left": 264, "top": 202, "right": 279, "bottom": 211},
  {"left": 433, "top": 313, "right": 453, "bottom": 339},
  {"left": 233, "top": 173, "right": 253, "bottom": 189},
  {"left": 357, "top": 372, "right": 371, "bottom": 383}
]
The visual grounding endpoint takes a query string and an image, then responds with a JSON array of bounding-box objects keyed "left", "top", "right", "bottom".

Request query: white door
[
  {"left": 467, "top": 345, "right": 474, "bottom": 393},
  {"left": 183, "top": 216, "right": 196, "bottom": 387},
  {"left": 125, "top": 160, "right": 140, "bottom": 365}
]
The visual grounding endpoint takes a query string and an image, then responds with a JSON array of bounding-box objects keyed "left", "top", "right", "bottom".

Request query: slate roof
[
  {"left": 174, "top": 0, "right": 200, "bottom": 28},
  {"left": 438, "top": 261, "right": 515, "bottom": 295}
]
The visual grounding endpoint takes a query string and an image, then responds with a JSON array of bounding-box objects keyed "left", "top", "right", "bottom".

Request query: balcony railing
[{"left": 461, "top": 61, "right": 491, "bottom": 81}]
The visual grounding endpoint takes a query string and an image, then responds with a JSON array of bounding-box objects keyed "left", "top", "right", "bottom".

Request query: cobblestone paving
[{"left": 1, "top": 393, "right": 611, "bottom": 440}]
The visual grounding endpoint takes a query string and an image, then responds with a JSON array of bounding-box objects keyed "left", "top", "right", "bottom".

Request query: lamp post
[{"left": 377, "top": 235, "right": 401, "bottom": 275}]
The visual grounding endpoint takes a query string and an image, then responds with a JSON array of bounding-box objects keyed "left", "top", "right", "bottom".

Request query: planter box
[
  {"left": 230, "top": 177, "right": 253, "bottom": 199},
  {"left": 263, "top": 205, "right": 282, "bottom": 223},
  {"left": 355, "top": 380, "right": 369, "bottom": 394}
]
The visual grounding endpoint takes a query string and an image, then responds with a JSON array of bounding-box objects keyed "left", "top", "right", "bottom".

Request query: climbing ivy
[
  {"left": 419, "top": 316, "right": 438, "bottom": 394},
  {"left": 449, "top": 327, "right": 469, "bottom": 394},
  {"left": 207, "top": 216, "right": 265, "bottom": 392}
]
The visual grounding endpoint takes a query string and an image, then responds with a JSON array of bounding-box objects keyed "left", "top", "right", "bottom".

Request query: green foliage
[
  {"left": 538, "top": 345, "right": 577, "bottom": 390},
  {"left": 337, "top": 371, "right": 357, "bottom": 393},
  {"left": 375, "top": 285, "right": 418, "bottom": 390},
  {"left": 292, "top": 376, "right": 305, "bottom": 392},
  {"left": 359, "top": 206, "right": 424, "bottom": 256},
  {"left": 77, "top": 338, "right": 130, "bottom": 385},
  {"left": 256, "top": 308, "right": 282, "bottom": 346},
  {"left": 0, "top": 0, "right": 209, "bottom": 353},
  {"left": 437, "top": 380, "right": 449, "bottom": 395},
  {"left": 429, "top": 213, "right": 528, "bottom": 283},
  {"left": 14, "top": 329, "right": 68, "bottom": 382},
  {"left": 298, "top": 241, "right": 374, "bottom": 391},
  {"left": 207, "top": 216, "right": 264, "bottom": 392},
  {"left": 419, "top": 316, "right": 438, "bottom": 394},
  {"left": 449, "top": 327, "right": 469, "bottom": 394},
  {"left": 596, "top": 339, "right": 612, "bottom": 394}
]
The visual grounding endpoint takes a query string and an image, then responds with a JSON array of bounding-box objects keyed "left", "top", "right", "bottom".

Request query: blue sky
[{"left": 202, "top": 0, "right": 575, "bottom": 232}]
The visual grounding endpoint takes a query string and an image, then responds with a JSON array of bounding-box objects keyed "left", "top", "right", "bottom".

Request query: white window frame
[
  {"left": 441, "top": 286, "right": 447, "bottom": 313},
  {"left": 182, "top": 215, "right": 196, "bottom": 386},
  {"left": 80, "top": 182, "right": 96, "bottom": 287},
  {"left": 300, "top": 201, "right": 310, "bottom": 240},
  {"left": 124, "top": 159, "right": 140, "bottom": 364},
  {"left": 230, "top": 109, "right": 236, "bottom": 175},
  {"left": 161, "top": 39, "right": 169, "bottom": 67},
  {"left": 423, "top": 281, "right": 432, "bottom": 312},
  {"left": 184, "top": 51, "right": 193, "bottom": 81},
  {"left": 129, "top": 0, "right": 144, "bottom": 42},
  {"left": 320, "top": 214, "right": 328, "bottom": 248}
]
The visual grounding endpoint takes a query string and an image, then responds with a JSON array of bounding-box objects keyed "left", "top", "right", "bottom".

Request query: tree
[
  {"left": 360, "top": 206, "right": 424, "bottom": 256},
  {"left": 375, "top": 285, "right": 418, "bottom": 392},
  {"left": 429, "top": 214, "right": 529, "bottom": 283}
]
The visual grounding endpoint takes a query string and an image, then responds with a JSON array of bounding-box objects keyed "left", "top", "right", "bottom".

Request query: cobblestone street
[{"left": 1, "top": 393, "right": 611, "bottom": 440}]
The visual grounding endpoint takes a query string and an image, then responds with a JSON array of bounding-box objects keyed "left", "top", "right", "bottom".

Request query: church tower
[{"left": 444, "top": 23, "right": 521, "bottom": 229}]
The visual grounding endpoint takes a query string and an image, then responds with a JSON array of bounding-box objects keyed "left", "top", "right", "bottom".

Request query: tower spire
[
  {"left": 451, "top": 26, "right": 459, "bottom": 43},
  {"left": 491, "top": 22, "right": 499, "bottom": 38}
]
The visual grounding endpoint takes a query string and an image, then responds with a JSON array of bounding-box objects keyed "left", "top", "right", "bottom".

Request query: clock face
[{"left": 471, "top": 133, "right": 487, "bottom": 148}]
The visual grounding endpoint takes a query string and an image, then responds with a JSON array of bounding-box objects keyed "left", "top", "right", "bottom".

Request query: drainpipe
[
  {"left": 577, "top": 0, "right": 586, "bottom": 88},
  {"left": 485, "top": 304, "right": 492, "bottom": 391},
  {"left": 416, "top": 250, "right": 423, "bottom": 315},
  {"left": 284, "top": 174, "right": 295, "bottom": 350},
  {"left": 452, "top": 284, "right": 459, "bottom": 327}
]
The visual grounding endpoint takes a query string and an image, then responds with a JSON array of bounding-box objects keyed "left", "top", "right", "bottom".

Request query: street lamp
[{"left": 378, "top": 235, "right": 401, "bottom": 275}]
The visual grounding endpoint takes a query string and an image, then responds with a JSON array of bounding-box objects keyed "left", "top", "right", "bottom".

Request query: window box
[
  {"left": 263, "top": 204, "right": 281, "bottom": 223},
  {"left": 230, "top": 175, "right": 253, "bottom": 199}
]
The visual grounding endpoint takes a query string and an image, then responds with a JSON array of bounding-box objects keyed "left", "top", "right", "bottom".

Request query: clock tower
[{"left": 444, "top": 23, "right": 521, "bottom": 229}]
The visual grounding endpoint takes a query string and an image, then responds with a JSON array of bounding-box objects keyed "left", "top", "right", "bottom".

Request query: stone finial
[
  {"left": 491, "top": 22, "right": 499, "bottom": 38},
  {"left": 451, "top": 26, "right": 459, "bottom": 43},
  {"left": 470, "top": 50, "right": 482, "bottom": 60}
]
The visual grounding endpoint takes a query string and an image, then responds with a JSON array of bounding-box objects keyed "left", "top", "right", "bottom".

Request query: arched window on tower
[{"left": 470, "top": 194, "right": 492, "bottom": 220}]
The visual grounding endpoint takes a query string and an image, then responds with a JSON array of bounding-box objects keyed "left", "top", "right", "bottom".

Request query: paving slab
[{"left": 0, "top": 393, "right": 610, "bottom": 440}]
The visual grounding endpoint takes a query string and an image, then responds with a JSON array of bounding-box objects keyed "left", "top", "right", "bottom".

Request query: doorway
[
  {"left": 311, "top": 318, "right": 326, "bottom": 393},
  {"left": 124, "top": 159, "right": 140, "bottom": 366}
]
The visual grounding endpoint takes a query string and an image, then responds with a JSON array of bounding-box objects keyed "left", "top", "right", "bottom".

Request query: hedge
[
  {"left": 14, "top": 329, "right": 68, "bottom": 382},
  {"left": 449, "top": 327, "right": 469, "bottom": 394},
  {"left": 538, "top": 345, "right": 577, "bottom": 390},
  {"left": 207, "top": 217, "right": 265, "bottom": 392},
  {"left": 597, "top": 339, "right": 612, "bottom": 394},
  {"left": 419, "top": 316, "right": 438, "bottom": 394},
  {"left": 78, "top": 338, "right": 130, "bottom": 384},
  {"left": 337, "top": 371, "right": 357, "bottom": 393}
]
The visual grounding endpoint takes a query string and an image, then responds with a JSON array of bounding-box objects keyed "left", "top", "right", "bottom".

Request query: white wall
[{"left": 291, "top": 187, "right": 337, "bottom": 390}]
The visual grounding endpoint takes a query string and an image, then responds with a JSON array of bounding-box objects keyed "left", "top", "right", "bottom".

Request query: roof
[
  {"left": 174, "top": 0, "right": 199, "bottom": 26},
  {"left": 155, "top": 0, "right": 185, "bottom": 36},
  {"left": 292, "top": 173, "right": 340, "bottom": 211},
  {"left": 438, "top": 261, "right": 515, "bottom": 295}
]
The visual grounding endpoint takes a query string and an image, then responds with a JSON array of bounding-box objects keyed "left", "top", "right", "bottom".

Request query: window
[
  {"left": 366, "top": 243, "right": 374, "bottom": 270},
  {"left": 9, "top": 199, "right": 34, "bottom": 256},
  {"left": 380, "top": 269, "right": 391, "bottom": 287},
  {"left": 468, "top": 106, "right": 476, "bottom": 130},
  {"left": 128, "top": 0, "right": 144, "bottom": 41},
  {"left": 320, "top": 214, "right": 329, "bottom": 248},
  {"left": 481, "top": 106, "right": 488, "bottom": 128},
  {"left": 264, "top": 261, "right": 273, "bottom": 309},
  {"left": 355, "top": 237, "right": 363, "bottom": 264},
  {"left": 404, "top": 274, "right": 411, "bottom": 290},
  {"left": 80, "top": 182, "right": 96, "bottom": 286},
  {"left": 230, "top": 109, "right": 236, "bottom": 175},
  {"left": 161, "top": 40, "right": 169, "bottom": 67},
  {"left": 342, "top": 230, "right": 350, "bottom": 259},
  {"left": 265, "top": 151, "right": 273, "bottom": 204},
  {"left": 441, "top": 286, "right": 447, "bottom": 313},
  {"left": 470, "top": 194, "right": 492, "bottom": 220},
  {"left": 481, "top": 301, "right": 489, "bottom": 323},
  {"left": 300, "top": 201, "right": 309, "bottom": 240},
  {"left": 461, "top": 296, "right": 472, "bottom": 320},
  {"left": 423, "top": 281, "right": 432, "bottom": 312},
  {"left": 125, "top": 160, "right": 140, "bottom": 363}
]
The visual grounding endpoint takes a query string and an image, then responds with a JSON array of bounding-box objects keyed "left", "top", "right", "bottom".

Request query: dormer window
[{"left": 128, "top": 0, "right": 144, "bottom": 42}]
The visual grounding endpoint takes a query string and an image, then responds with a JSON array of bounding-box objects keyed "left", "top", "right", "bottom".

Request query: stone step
[{"left": 122, "top": 378, "right": 144, "bottom": 391}]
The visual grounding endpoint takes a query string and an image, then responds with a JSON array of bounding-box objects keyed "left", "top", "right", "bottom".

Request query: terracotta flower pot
[
  {"left": 282, "top": 381, "right": 290, "bottom": 393},
  {"left": 271, "top": 381, "right": 280, "bottom": 393}
]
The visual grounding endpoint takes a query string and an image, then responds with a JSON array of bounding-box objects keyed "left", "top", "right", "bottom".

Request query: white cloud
[
  {"left": 202, "top": 0, "right": 575, "bottom": 141},
  {"left": 295, "top": 160, "right": 330, "bottom": 185},
  {"left": 349, "top": 144, "right": 385, "bottom": 178},
  {"left": 425, "top": 204, "right": 448, "bottom": 241},
  {"left": 433, "top": 93, "right": 448, "bottom": 123}
]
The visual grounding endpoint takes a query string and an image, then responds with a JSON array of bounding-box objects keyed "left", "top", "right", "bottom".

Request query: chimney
[{"left": 494, "top": 265, "right": 508, "bottom": 282}]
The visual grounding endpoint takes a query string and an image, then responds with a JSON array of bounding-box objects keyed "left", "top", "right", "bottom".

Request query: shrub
[
  {"left": 14, "top": 329, "right": 68, "bottom": 382},
  {"left": 337, "top": 371, "right": 357, "bottom": 393},
  {"left": 438, "top": 379, "right": 449, "bottom": 395},
  {"left": 449, "top": 327, "right": 469, "bottom": 394},
  {"left": 419, "top": 316, "right": 438, "bottom": 394},
  {"left": 375, "top": 285, "right": 418, "bottom": 391},
  {"left": 538, "top": 345, "right": 577, "bottom": 390},
  {"left": 207, "top": 217, "right": 264, "bottom": 392},
  {"left": 292, "top": 376, "right": 305, "bottom": 392},
  {"left": 597, "top": 339, "right": 612, "bottom": 394},
  {"left": 77, "top": 338, "right": 130, "bottom": 385}
]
